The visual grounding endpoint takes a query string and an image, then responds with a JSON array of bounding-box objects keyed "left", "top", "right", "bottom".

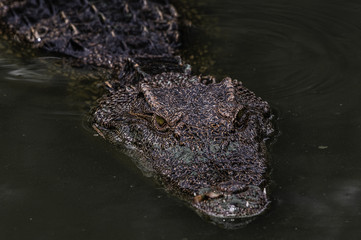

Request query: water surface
[{"left": 1, "top": 0, "right": 361, "bottom": 239}]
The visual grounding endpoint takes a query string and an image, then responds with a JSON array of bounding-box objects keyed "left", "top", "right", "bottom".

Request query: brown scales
[{"left": 0, "top": 0, "right": 275, "bottom": 228}]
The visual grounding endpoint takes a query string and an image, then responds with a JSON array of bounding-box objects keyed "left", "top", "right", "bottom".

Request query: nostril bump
[
  {"left": 217, "top": 180, "right": 248, "bottom": 193},
  {"left": 193, "top": 191, "right": 223, "bottom": 204}
]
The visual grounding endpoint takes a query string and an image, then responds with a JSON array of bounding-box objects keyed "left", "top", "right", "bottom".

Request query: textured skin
[
  {"left": 94, "top": 70, "right": 274, "bottom": 226},
  {"left": 0, "top": 0, "right": 275, "bottom": 227},
  {"left": 0, "top": 0, "right": 178, "bottom": 68}
]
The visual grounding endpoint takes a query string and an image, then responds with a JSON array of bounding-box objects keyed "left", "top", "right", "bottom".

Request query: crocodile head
[{"left": 93, "top": 72, "right": 274, "bottom": 227}]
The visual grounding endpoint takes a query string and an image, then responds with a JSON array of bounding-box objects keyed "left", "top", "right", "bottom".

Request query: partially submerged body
[{"left": 0, "top": 0, "right": 275, "bottom": 227}]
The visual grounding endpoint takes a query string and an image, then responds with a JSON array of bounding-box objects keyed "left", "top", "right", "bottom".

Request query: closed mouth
[{"left": 192, "top": 185, "right": 269, "bottom": 219}]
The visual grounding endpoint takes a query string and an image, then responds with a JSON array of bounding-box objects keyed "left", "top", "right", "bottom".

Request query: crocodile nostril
[{"left": 194, "top": 191, "right": 223, "bottom": 203}]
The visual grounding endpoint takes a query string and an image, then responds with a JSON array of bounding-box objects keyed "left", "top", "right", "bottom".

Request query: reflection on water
[
  {"left": 0, "top": 61, "right": 50, "bottom": 83},
  {"left": 1, "top": 0, "right": 361, "bottom": 239}
]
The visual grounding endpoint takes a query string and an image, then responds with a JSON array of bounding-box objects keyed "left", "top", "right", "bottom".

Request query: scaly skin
[
  {"left": 93, "top": 63, "right": 274, "bottom": 227},
  {"left": 0, "top": 0, "right": 275, "bottom": 227}
]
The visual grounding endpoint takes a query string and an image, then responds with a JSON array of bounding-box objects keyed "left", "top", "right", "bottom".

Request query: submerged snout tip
[{"left": 192, "top": 185, "right": 269, "bottom": 220}]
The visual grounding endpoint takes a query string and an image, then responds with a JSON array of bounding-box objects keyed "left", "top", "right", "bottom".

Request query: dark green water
[{"left": 1, "top": 0, "right": 361, "bottom": 239}]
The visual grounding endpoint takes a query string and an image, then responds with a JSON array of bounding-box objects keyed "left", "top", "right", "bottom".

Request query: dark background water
[{"left": 1, "top": 0, "right": 361, "bottom": 239}]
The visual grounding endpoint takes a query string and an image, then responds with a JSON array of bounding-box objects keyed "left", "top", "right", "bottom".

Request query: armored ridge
[
  {"left": 0, "top": 0, "right": 275, "bottom": 227},
  {"left": 0, "top": 0, "right": 179, "bottom": 68}
]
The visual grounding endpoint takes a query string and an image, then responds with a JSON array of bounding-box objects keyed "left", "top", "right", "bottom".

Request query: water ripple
[
  {"left": 210, "top": 0, "right": 361, "bottom": 101},
  {"left": 0, "top": 56, "right": 66, "bottom": 84}
]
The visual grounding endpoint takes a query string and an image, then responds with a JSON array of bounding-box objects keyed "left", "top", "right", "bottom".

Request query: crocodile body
[{"left": 0, "top": 0, "right": 275, "bottom": 227}]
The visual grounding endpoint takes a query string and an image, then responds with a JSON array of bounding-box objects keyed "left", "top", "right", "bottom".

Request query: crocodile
[{"left": 0, "top": 0, "right": 275, "bottom": 227}]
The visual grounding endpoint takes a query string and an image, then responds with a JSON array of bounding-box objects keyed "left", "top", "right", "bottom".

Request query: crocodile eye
[
  {"left": 234, "top": 107, "right": 246, "bottom": 127},
  {"left": 154, "top": 115, "right": 167, "bottom": 129},
  {"left": 236, "top": 109, "right": 244, "bottom": 121}
]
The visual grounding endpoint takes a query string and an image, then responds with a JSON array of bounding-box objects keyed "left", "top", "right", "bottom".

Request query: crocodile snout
[{"left": 192, "top": 184, "right": 269, "bottom": 224}]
